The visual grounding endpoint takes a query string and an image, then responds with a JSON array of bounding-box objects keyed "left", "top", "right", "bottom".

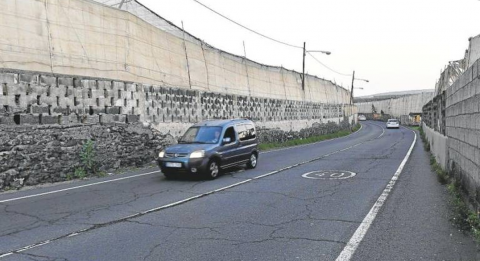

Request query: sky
[{"left": 137, "top": 0, "right": 479, "bottom": 96}]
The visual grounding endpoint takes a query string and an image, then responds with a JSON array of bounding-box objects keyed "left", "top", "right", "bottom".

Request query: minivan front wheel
[
  {"left": 247, "top": 153, "right": 258, "bottom": 169},
  {"left": 205, "top": 160, "right": 220, "bottom": 179}
]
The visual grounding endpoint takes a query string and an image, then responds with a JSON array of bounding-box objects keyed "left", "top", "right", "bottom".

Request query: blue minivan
[{"left": 157, "top": 119, "right": 259, "bottom": 179}]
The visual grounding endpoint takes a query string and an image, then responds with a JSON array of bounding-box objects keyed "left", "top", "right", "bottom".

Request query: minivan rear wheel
[
  {"left": 247, "top": 153, "right": 258, "bottom": 169},
  {"left": 205, "top": 160, "right": 220, "bottom": 180}
]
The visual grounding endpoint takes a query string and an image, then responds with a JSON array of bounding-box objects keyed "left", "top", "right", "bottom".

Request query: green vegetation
[
  {"left": 259, "top": 124, "right": 361, "bottom": 151},
  {"left": 409, "top": 126, "right": 420, "bottom": 131},
  {"left": 430, "top": 155, "right": 449, "bottom": 185},
  {"left": 80, "top": 139, "right": 96, "bottom": 174},
  {"left": 419, "top": 126, "right": 430, "bottom": 152},
  {"left": 68, "top": 139, "right": 106, "bottom": 180},
  {"left": 74, "top": 167, "right": 87, "bottom": 179},
  {"left": 448, "top": 181, "right": 480, "bottom": 241},
  {"left": 419, "top": 125, "right": 480, "bottom": 242}
]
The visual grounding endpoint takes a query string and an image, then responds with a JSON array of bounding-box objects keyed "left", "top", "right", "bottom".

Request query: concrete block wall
[
  {"left": 0, "top": 70, "right": 354, "bottom": 135},
  {"left": 444, "top": 59, "right": 480, "bottom": 202}
]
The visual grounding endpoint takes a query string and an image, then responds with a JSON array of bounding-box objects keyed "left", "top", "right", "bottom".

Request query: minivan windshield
[{"left": 179, "top": 126, "right": 223, "bottom": 144}]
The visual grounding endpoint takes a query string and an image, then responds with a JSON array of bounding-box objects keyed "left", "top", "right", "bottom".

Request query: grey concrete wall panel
[
  {"left": 467, "top": 35, "right": 480, "bottom": 68},
  {"left": 356, "top": 92, "right": 434, "bottom": 118},
  {"left": 422, "top": 123, "right": 449, "bottom": 169}
]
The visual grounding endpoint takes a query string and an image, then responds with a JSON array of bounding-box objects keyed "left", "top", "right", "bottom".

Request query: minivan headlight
[
  {"left": 190, "top": 150, "right": 205, "bottom": 158},
  {"left": 158, "top": 151, "right": 165, "bottom": 158}
]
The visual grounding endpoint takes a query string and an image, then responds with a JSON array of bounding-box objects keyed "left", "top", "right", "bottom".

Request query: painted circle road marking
[{"left": 302, "top": 170, "right": 356, "bottom": 180}]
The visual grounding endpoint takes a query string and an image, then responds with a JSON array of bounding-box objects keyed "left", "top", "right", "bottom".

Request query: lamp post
[
  {"left": 302, "top": 42, "right": 331, "bottom": 90},
  {"left": 350, "top": 71, "right": 369, "bottom": 104}
]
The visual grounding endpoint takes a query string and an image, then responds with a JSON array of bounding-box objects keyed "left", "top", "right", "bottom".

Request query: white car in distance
[
  {"left": 386, "top": 119, "right": 400, "bottom": 129},
  {"left": 358, "top": 115, "right": 367, "bottom": 121}
]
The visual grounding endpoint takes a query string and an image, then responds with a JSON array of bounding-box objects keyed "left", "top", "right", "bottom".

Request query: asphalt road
[{"left": 0, "top": 121, "right": 476, "bottom": 260}]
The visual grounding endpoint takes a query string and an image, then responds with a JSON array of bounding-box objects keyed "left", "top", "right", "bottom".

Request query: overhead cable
[
  {"left": 307, "top": 52, "right": 352, "bottom": 77},
  {"left": 191, "top": 0, "right": 303, "bottom": 49}
]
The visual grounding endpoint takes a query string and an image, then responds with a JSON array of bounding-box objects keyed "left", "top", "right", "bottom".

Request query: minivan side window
[
  {"left": 238, "top": 124, "right": 256, "bottom": 141},
  {"left": 223, "top": 127, "right": 236, "bottom": 144},
  {"left": 237, "top": 125, "right": 247, "bottom": 141},
  {"left": 247, "top": 124, "right": 256, "bottom": 139}
]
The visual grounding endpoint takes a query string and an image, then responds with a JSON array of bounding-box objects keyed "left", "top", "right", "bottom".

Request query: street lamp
[
  {"left": 350, "top": 71, "right": 369, "bottom": 104},
  {"left": 302, "top": 42, "right": 331, "bottom": 90}
]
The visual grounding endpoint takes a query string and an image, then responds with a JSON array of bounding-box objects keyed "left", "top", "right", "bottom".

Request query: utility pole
[
  {"left": 302, "top": 42, "right": 306, "bottom": 91},
  {"left": 350, "top": 70, "right": 355, "bottom": 105}
]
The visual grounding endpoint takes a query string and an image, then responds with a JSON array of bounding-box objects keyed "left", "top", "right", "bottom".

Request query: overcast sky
[{"left": 138, "top": 0, "right": 479, "bottom": 96}]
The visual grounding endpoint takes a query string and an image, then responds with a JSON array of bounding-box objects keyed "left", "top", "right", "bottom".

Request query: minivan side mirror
[{"left": 222, "top": 137, "right": 232, "bottom": 144}]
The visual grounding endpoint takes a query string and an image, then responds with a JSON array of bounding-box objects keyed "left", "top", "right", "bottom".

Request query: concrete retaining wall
[
  {"left": 0, "top": 0, "right": 351, "bottom": 103},
  {"left": 467, "top": 35, "right": 480, "bottom": 68},
  {"left": 422, "top": 122, "right": 448, "bottom": 169},
  {"left": 0, "top": 70, "right": 356, "bottom": 136},
  {"left": 356, "top": 92, "right": 433, "bottom": 119}
]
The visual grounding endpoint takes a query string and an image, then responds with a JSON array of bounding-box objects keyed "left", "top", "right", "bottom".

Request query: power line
[
  {"left": 191, "top": 0, "right": 354, "bottom": 78},
  {"left": 307, "top": 52, "right": 352, "bottom": 77},
  {"left": 191, "top": 0, "right": 303, "bottom": 49}
]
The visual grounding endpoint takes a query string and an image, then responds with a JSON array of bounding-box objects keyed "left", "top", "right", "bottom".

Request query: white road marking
[
  {"left": 0, "top": 171, "right": 160, "bottom": 204},
  {"left": 302, "top": 170, "right": 356, "bottom": 180},
  {"left": 0, "top": 123, "right": 368, "bottom": 204},
  {"left": 335, "top": 126, "right": 417, "bottom": 261},
  {"left": 0, "top": 122, "right": 385, "bottom": 259}
]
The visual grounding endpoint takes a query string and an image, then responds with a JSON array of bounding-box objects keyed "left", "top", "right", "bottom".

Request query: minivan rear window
[{"left": 388, "top": 119, "right": 398, "bottom": 123}]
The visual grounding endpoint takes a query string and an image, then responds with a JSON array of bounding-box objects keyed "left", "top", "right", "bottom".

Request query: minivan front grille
[{"left": 165, "top": 153, "right": 189, "bottom": 158}]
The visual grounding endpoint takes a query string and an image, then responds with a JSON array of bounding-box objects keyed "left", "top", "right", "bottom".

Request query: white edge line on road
[
  {"left": 0, "top": 171, "right": 160, "bottom": 204},
  {"left": 335, "top": 126, "right": 417, "bottom": 261},
  {"left": 0, "top": 123, "right": 366, "bottom": 204},
  {"left": 0, "top": 122, "right": 385, "bottom": 259}
]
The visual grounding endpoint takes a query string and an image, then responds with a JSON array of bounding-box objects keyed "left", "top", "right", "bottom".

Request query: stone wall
[
  {"left": 257, "top": 120, "right": 351, "bottom": 144},
  {"left": 0, "top": 123, "right": 174, "bottom": 190},
  {"left": 423, "top": 58, "right": 480, "bottom": 204}
]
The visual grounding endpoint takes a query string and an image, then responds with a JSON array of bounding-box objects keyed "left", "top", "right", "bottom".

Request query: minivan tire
[
  {"left": 246, "top": 153, "right": 258, "bottom": 169},
  {"left": 205, "top": 159, "right": 220, "bottom": 180}
]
